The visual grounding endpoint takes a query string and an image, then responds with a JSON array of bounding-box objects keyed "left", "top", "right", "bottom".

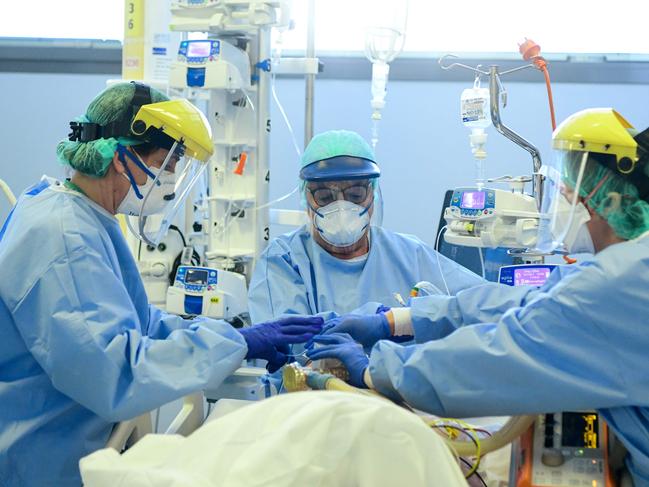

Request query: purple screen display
[
  {"left": 514, "top": 268, "right": 551, "bottom": 286},
  {"left": 187, "top": 42, "right": 212, "bottom": 57},
  {"left": 460, "top": 191, "right": 486, "bottom": 209}
]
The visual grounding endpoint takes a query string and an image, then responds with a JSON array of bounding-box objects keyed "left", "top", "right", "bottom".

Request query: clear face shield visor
[
  {"left": 129, "top": 141, "right": 207, "bottom": 246},
  {"left": 535, "top": 150, "right": 590, "bottom": 253}
]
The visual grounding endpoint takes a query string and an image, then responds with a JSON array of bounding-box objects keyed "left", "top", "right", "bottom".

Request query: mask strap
[
  {"left": 117, "top": 145, "right": 144, "bottom": 200},
  {"left": 117, "top": 144, "right": 162, "bottom": 200},
  {"left": 118, "top": 144, "right": 158, "bottom": 180},
  {"left": 359, "top": 199, "right": 373, "bottom": 217},
  {"left": 583, "top": 173, "right": 611, "bottom": 207},
  {"left": 308, "top": 201, "right": 325, "bottom": 219}
]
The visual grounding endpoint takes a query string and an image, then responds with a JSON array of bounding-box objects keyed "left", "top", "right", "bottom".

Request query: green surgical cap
[
  {"left": 301, "top": 130, "right": 376, "bottom": 169},
  {"left": 564, "top": 153, "right": 649, "bottom": 240},
  {"left": 56, "top": 82, "right": 169, "bottom": 178}
]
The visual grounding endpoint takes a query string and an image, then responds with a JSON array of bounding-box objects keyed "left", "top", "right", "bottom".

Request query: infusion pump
[
  {"left": 444, "top": 187, "right": 539, "bottom": 249},
  {"left": 166, "top": 266, "right": 247, "bottom": 320}
]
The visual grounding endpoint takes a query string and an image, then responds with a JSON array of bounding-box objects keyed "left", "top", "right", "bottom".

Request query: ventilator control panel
[{"left": 529, "top": 412, "right": 610, "bottom": 487}]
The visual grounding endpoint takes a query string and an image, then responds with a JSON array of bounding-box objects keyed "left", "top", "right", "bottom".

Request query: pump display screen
[
  {"left": 514, "top": 267, "right": 552, "bottom": 286},
  {"left": 185, "top": 269, "right": 208, "bottom": 285},
  {"left": 460, "top": 191, "right": 486, "bottom": 209},
  {"left": 561, "top": 412, "right": 599, "bottom": 449},
  {"left": 187, "top": 41, "right": 212, "bottom": 58}
]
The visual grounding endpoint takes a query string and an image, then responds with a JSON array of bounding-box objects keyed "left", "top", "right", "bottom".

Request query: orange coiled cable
[
  {"left": 520, "top": 39, "right": 577, "bottom": 264},
  {"left": 519, "top": 38, "right": 557, "bottom": 131}
]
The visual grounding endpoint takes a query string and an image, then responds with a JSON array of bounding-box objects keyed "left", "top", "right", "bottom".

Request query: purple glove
[
  {"left": 306, "top": 333, "right": 369, "bottom": 388},
  {"left": 320, "top": 313, "right": 390, "bottom": 348},
  {"left": 240, "top": 316, "right": 323, "bottom": 373}
]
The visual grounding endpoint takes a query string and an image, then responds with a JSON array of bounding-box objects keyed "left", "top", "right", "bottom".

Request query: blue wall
[{"left": 2, "top": 72, "right": 649, "bottom": 246}]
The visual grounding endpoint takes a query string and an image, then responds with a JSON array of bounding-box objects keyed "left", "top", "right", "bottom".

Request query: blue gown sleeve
[
  {"left": 10, "top": 244, "right": 248, "bottom": 422},
  {"left": 409, "top": 265, "right": 579, "bottom": 343},
  {"left": 409, "top": 284, "right": 537, "bottom": 342},
  {"left": 248, "top": 240, "right": 316, "bottom": 322},
  {"left": 369, "top": 258, "right": 646, "bottom": 417},
  {"left": 145, "top": 304, "right": 235, "bottom": 339},
  {"left": 248, "top": 239, "right": 380, "bottom": 322}
]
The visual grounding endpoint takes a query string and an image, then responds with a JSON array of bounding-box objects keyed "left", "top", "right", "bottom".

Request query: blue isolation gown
[
  {"left": 248, "top": 225, "right": 485, "bottom": 323},
  {"left": 0, "top": 180, "right": 247, "bottom": 486},
  {"left": 369, "top": 233, "right": 649, "bottom": 485}
]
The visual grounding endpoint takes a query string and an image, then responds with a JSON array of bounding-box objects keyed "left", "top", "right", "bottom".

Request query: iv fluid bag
[{"left": 461, "top": 86, "right": 491, "bottom": 130}]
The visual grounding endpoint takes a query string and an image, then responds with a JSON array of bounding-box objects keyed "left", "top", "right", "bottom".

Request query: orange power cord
[
  {"left": 519, "top": 38, "right": 557, "bottom": 131},
  {"left": 519, "top": 39, "right": 576, "bottom": 264}
]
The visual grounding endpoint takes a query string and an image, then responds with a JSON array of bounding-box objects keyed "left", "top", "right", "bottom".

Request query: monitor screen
[
  {"left": 185, "top": 269, "right": 208, "bottom": 285},
  {"left": 513, "top": 267, "right": 551, "bottom": 286},
  {"left": 561, "top": 412, "right": 599, "bottom": 449},
  {"left": 187, "top": 41, "right": 212, "bottom": 58},
  {"left": 460, "top": 191, "right": 486, "bottom": 209}
]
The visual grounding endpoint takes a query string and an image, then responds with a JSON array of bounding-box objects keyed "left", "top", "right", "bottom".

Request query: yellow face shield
[
  {"left": 537, "top": 108, "right": 640, "bottom": 253},
  {"left": 131, "top": 99, "right": 213, "bottom": 162},
  {"left": 124, "top": 98, "right": 213, "bottom": 246}
]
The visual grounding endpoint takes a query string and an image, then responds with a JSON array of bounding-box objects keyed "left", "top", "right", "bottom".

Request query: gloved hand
[
  {"left": 306, "top": 333, "right": 369, "bottom": 388},
  {"left": 375, "top": 304, "right": 391, "bottom": 314},
  {"left": 239, "top": 316, "right": 323, "bottom": 373},
  {"left": 320, "top": 313, "right": 390, "bottom": 348}
]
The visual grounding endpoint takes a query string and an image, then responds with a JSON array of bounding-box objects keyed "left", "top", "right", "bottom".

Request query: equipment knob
[{"left": 541, "top": 449, "right": 565, "bottom": 467}]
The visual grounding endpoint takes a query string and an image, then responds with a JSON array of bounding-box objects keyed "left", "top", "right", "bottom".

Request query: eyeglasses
[{"left": 308, "top": 183, "right": 372, "bottom": 207}]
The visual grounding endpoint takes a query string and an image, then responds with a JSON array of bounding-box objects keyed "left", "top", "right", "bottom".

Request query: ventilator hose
[{"left": 311, "top": 372, "right": 536, "bottom": 457}]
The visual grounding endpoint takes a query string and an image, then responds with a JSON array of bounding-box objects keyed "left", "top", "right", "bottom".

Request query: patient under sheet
[{"left": 80, "top": 391, "right": 467, "bottom": 487}]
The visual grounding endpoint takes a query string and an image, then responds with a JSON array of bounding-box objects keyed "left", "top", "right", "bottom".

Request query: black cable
[
  {"left": 168, "top": 224, "right": 187, "bottom": 247},
  {"left": 166, "top": 224, "right": 200, "bottom": 285},
  {"left": 428, "top": 424, "right": 483, "bottom": 478},
  {"left": 169, "top": 249, "right": 201, "bottom": 285},
  {"left": 459, "top": 457, "right": 488, "bottom": 487}
]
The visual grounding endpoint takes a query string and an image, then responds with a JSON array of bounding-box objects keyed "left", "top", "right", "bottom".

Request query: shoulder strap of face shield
[{"left": 67, "top": 82, "right": 153, "bottom": 142}]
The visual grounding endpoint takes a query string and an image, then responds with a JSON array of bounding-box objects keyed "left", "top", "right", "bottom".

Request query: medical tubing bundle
[
  {"left": 434, "top": 225, "right": 452, "bottom": 295},
  {"left": 295, "top": 368, "right": 537, "bottom": 459},
  {"left": 428, "top": 418, "right": 483, "bottom": 478}
]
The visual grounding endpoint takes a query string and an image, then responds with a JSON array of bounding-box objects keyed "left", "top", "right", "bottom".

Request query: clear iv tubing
[
  {"left": 271, "top": 72, "right": 302, "bottom": 158},
  {"left": 216, "top": 88, "right": 255, "bottom": 237},
  {"left": 434, "top": 225, "right": 451, "bottom": 296},
  {"left": 435, "top": 226, "right": 486, "bottom": 284},
  {"left": 371, "top": 118, "right": 380, "bottom": 151},
  {"left": 477, "top": 247, "right": 485, "bottom": 279},
  {"left": 250, "top": 70, "right": 303, "bottom": 213},
  {"left": 475, "top": 158, "right": 485, "bottom": 191},
  {"left": 220, "top": 33, "right": 306, "bottom": 236},
  {"left": 220, "top": 71, "right": 302, "bottom": 227}
]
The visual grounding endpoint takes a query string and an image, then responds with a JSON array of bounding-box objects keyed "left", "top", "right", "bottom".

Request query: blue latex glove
[
  {"left": 320, "top": 313, "right": 390, "bottom": 348},
  {"left": 375, "top": 304, "right": 391, "bottom": 314},
  {"left": 306, "top": 333, "right": 369, "bottom": 388},
  {"left": 240, "top": 316, "right": 323, "bottom": 373}
]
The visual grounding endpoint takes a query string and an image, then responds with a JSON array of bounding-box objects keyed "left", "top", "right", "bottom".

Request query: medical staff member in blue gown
[
  {"left": 307, "top": 109, "right": 649, "bottom": 485},
  {"left": 0, "top": 82, "right": 322, "bottom": 487},
  {"left": 248, "top": 129, "right": 484, "bottom": 324}
]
